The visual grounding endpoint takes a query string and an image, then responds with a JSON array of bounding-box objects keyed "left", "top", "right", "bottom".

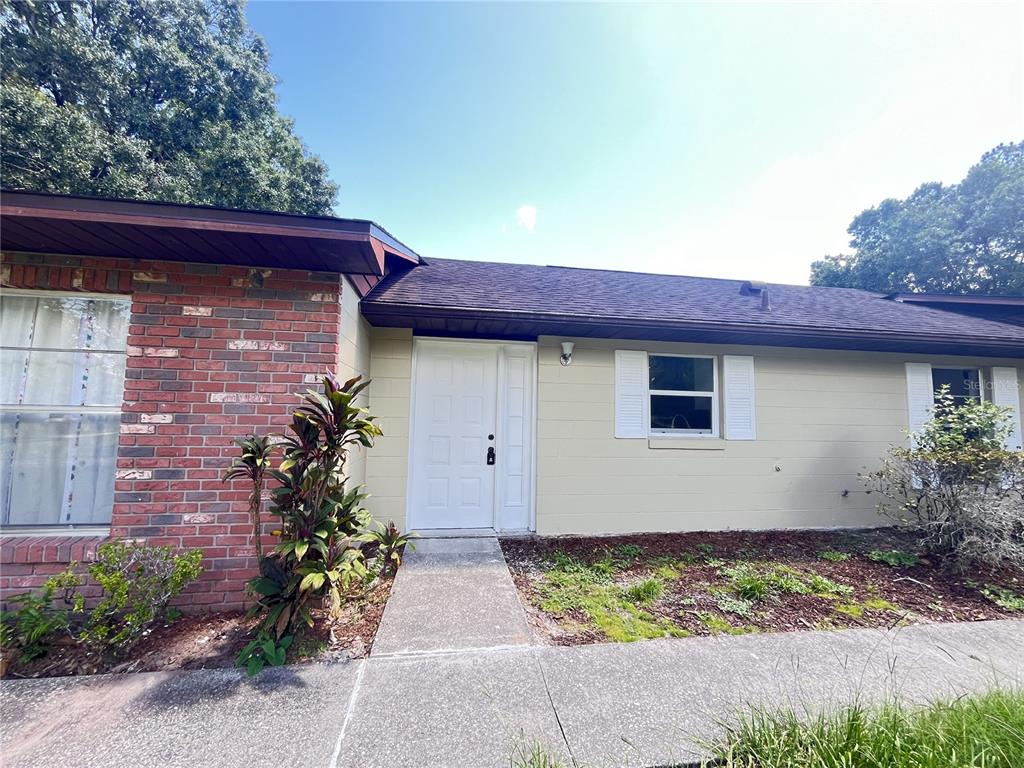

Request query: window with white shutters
[{"left": 614, "top": 351, "right": 755, "bottom": 440}]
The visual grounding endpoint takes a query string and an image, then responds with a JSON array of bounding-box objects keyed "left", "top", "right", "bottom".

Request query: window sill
[
  {"left": 647, "top": 438, "right": 725, "bottom": 450},
  {"left": 0, "top": 526, "right": 110, "bottom": 538}
]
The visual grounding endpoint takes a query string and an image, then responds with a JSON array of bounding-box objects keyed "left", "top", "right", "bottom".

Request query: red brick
[{"left": 1, "top": 257, "right": 342, "bottom": 610}]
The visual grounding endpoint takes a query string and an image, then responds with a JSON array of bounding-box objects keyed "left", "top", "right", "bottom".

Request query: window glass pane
[
  {"left": 0, "top": 295, "right": 40, "bottom": 347},
  {"left": 650, "top": 395, "right": 713, "bottom": 432},
  {"left": 0, "top": 347, "right": 29, "bottom": 404},
  {"left": 0, "top": 412, "right": 118, "bottom": 525},
  {"left": 2, "top": 351, "right": 127, "bottom": 406},
  {"left": 932, "top": 368, "right": 981, "bottom": 404},
  {"left": 649, "top": 356, "right": 714, "bottom": 392},
  {"left": 0, "top": 295, "right": 130, "bottom": 351}
]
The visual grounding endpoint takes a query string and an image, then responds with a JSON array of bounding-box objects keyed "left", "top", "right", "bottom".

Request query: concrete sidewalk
[
  {"left": 371, "top": 536, "right": 533, "bottom": 656},
  {"left": 4, "top": 619, "right": 1022, "bottom": 768}
]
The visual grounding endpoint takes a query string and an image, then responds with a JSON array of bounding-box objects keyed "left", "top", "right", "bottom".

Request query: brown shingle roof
[{"left": 363, "top": 258, "right": 1024, "bottom": 351}]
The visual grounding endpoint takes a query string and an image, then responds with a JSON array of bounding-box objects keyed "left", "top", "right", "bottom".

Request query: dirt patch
[
  {"left": 501, "top": 529, "right": 1023, "bottom": 646},
  {"left": 5, "top": 575, "right": 394, "bottom": 679}
]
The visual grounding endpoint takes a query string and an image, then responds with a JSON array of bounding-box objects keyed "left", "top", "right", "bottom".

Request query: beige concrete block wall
[
  {"left": 358, "top": 328, "right": 1022, "bottom": 536},
  {"left": 337, "top": 276, "right": 374, "bottom": 487},
  {"left": 535, "top": 336, "right": 1024, "bottom": 535},
  {"left": 364, "top": 327, "right": 413, "bottom": 529}
]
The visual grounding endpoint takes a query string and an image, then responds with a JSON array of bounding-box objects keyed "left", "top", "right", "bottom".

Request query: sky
[{"left": 247, "top": 1, "right": 1024, "bottom": 286}]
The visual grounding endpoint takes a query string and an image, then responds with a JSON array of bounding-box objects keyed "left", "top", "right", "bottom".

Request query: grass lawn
[
  {"left": 510, "top": 689, "right": 1024, "bottom": 768},
  {"left": 501, "top": 530, "right": 1024, "bottom": 644},
  {"left": 709, "top": 688, "right": 1024, "bottom": 768}
]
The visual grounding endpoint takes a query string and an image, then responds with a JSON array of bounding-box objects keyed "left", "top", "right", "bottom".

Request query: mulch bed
[
  {"left": 501, "top": 529, "right": 1024, "bottom": 646},
  {"left": 4, "top": 575, "right": 395, "bottom": 679}
]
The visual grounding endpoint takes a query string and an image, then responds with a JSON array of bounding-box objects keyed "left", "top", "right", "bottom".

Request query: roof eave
[
  {"left": 0, "top": 190, "right": 420, "bottom": 275},
  {"left": 360, "top": 302, "right": 1024, "bottom": 358}
]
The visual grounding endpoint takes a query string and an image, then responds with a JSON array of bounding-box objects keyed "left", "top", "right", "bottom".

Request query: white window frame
[
  {"left": 1, "top": 288, "right": 130, "bottom": 529},
  {"left": 646, "top": 353, "right": 719, "bottom": 438}
]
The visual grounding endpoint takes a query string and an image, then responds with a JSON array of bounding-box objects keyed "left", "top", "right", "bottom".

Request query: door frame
[{"left": 406, "top": 337, "right": 537, "bottom": 533}]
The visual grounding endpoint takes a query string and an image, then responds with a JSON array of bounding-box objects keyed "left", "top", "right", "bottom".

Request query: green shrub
[
  {"left": 79, "top": 540, "right": 203, "bottom": 657},
  {"left": 868, "top": 550, "right": 920, "bottom": 568},
  {"left": 362, "top": 519, "right": 418, "bottom": 577},
  {"left": 223, "top": 433, "right": 275, "bottom": 560},
  {"left": 236, "top": 632, "right": 293, "bottom": 676},
  {"left": 227, "top": 374, "right": 410, "bottom": 674},
  {"left": 865, "top": 387, "right": 1024, "bottom": 570},
  {"left": 0, "top": 568, "right": 79, "bottom": 662}
]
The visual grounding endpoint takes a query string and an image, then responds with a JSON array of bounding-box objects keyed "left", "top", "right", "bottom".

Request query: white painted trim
[
  {"left": 614, "top": 350, "right": 648, "bottom": 438},
  {"left": 0, "top": 287, "right": 133, "bottom": 301},
  {"left": 0, "top": 525, "right": 109, "bottom": 537},
  {"left": 529, "top": 344, "right": 539, "bottom": 534},
  {"left": 722, "top": 354, "right": 757, "bottom": 440},
  {"left": 905, "top": 362, "right": 934, "bottom": 448},
  {"left": 991, "top": 366, "right": 1023, "bottom": 451},
  {"left": 494, "top": 343, "right": 537, "bottom": 533}
]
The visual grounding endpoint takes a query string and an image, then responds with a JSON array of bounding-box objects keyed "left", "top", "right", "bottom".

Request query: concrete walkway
[
  {"left": 4, "top": 620, "right": 1023, "bottom": 768},
  {"left": 372, "top": 536, "right": 533, "bottom": 656}
]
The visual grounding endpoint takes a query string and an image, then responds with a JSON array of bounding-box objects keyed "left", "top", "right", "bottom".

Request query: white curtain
[{"left": 0, "top": 293, "right": 129, "bottom": 526}]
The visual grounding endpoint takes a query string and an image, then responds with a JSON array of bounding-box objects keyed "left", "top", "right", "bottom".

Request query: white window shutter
[
  {"left": 723, "top": 355, "right": 756, "bottom": 440},
  {"left": 614, "top": 350, "right": 648, "bottom": 438},
  {"left": 991, "top": 367, "right": 1023, "bottom": 451},
  {"left": 905, "top": 362, "right": 934, "bottom": 447}
]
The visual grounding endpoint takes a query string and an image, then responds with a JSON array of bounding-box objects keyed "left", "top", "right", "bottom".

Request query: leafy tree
[
  {"left": 811, "top": 142, "right": 1024, "bottom": 295},
  {"left": 1, "top": 0, "right": 337, "bottom": 215}
]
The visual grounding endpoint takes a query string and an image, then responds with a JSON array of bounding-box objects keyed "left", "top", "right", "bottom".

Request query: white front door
[{"left": 409, "top": 339, "right": 535, "bottom": 531}]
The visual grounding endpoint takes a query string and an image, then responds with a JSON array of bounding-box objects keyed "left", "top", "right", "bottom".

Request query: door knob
[{"left": 486, "top": 446, "right": 496, "bottom": 465}]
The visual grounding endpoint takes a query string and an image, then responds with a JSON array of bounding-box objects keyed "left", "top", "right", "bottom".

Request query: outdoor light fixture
[{"left": 560, "top": 341, "right": 575, "bottom": 366}]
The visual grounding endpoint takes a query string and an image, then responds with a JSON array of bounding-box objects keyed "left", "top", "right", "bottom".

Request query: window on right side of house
[{"left": 931, "top": 367, "right": 983, "bottom": 406}]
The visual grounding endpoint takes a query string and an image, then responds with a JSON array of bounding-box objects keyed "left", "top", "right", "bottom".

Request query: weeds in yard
[
  {"left": 508, "top": 739, "right": 568, "bottom": 768},
  {"left": 722, "top": 563, "right": 852, "bottom": 604},
  {"left": 655, "top": 563, "right": 681, "bottom": 580},
  {"left": 835, "top": 597, "right": 898, "bottom": 619},
  {"left": 536, "top": 555, "right": 687, "bottom": 642},
  {"left": 612, "top": 543, "right": 643, "bottom": 563},
  {"left": 819, "top": 550, "right": 850, "bottom": 562},
  {"left": 805, "top": 572, "right": 854, "bottom": 598},
  {"left": 706, "top": 688, "right": 1024, "bottom": 768},
  {"left": 625, "top": 578, "right": 663, "bottom": 605},
  {"left": 697, "top": 612, "right": 758, "bottom": 636},
  {"left": 712, "top": 591, "right": 754, "bottom": 618},
  {"left": 868, "top": 549, "right": 920, "bottom": 568},
  {"left": 980, "top": 585, "right": 1024, "bottom": 612}
]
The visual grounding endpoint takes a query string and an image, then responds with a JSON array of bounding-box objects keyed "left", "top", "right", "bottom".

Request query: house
[{"left": 2, "top": 191, "right": 1022, "bottom": 608}]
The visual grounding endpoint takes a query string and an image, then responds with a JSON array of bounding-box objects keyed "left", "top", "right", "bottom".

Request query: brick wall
[{"left": 0, "top": 252, "right": 344, "bottom": 611}]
